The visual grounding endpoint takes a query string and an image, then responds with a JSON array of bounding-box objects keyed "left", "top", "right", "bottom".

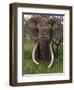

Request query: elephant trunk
[{"left": 38, "top": 38, "right": 51, "bottom": 62}]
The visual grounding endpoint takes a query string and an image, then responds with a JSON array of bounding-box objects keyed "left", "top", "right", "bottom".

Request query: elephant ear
[
  {"left": 50, "top": 17, "right": 63, "bottom": 44},
  {"left": 24, "top": 16, "right": 39, "bottom": 40}
]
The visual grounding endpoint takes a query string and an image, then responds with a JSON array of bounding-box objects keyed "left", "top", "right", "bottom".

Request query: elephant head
[{"left": 24, "top": 16, "right": 63, "bottom": 68}]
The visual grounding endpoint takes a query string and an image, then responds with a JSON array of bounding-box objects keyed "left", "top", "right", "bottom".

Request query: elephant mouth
[{"left": 32, "top": 42, "right": 54, "bottom": 68}]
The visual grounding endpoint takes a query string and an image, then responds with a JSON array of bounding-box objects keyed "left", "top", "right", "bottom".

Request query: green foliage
[{"left": 23, "top": 35, "right": 63, "bottom": 74}]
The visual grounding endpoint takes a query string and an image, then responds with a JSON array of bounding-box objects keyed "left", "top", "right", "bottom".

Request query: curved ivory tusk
[
  {"left": 32, "top": 42, "right": 39, "bottom": 65},
  {"left": 48, "top": 42, "right": 54, "bottom": 68}
]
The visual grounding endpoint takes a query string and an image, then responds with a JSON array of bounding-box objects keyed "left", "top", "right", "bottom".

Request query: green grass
[{"left": 23, "top": 36, "right": 63, "bottom": 74}]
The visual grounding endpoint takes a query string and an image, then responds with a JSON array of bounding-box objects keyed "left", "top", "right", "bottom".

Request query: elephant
[{"left": 24, "top": 15, "right": 63, "bottom": 68}]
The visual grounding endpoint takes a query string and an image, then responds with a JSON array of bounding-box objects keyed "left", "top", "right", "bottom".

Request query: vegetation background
[
  {"left": 24, "top": 34, "right": 63, "bottom": 74},
  {"left": 23, "top": 15, "right": 63, "bottom": 74}
]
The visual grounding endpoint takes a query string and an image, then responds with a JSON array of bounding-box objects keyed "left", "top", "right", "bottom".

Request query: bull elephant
[{"left": 24, "top": 16, "right": 63, "bottom": 68}]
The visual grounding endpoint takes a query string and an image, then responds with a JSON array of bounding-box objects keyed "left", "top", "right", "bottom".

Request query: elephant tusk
[
  {"left": 32, "top": 42, "right": 39, "bottom": 65},
  {"left": 48, "top": 42, "right": 54, "bottom": 68}
]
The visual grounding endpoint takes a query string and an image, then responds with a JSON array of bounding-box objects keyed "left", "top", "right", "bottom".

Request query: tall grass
[{"left": 23, "top": 36, "right": 63, "bottom": 74}]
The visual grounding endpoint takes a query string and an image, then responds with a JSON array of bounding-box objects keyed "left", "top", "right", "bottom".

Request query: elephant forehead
[
  {"left": 38, "top": 25, "right": 49, "bottom": 30},
  {"left": 37, "top": 17, "right": 49, "bottom": 24},
  {"left": 37, "top": 22, "right": 51, "bottom": 30}
]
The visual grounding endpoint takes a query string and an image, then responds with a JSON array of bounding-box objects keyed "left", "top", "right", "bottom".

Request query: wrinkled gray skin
[
  {"left": 25, "top": 16, "right": 63, "bottom": 63},
  {"left": 36, "top": 17, "right": 51, "bottom": 62}
]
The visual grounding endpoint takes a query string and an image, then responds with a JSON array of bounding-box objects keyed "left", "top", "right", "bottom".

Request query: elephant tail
[
  {"left": 32, "top": 42, "right": 39, "bottom": 65},
  {"left": 48, "top": 42, "right": 54, "bottom": 68}
]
